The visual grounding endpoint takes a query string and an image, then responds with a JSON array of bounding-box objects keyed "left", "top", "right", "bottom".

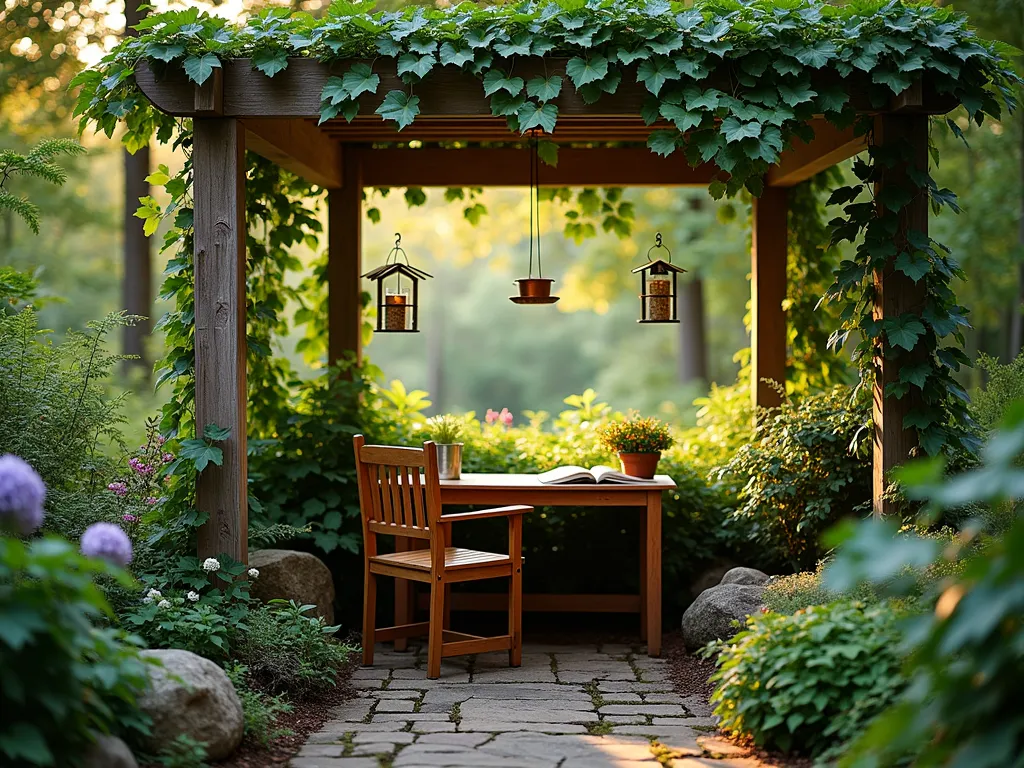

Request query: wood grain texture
[
  {"left": 193, "top": 119, "right": 247, "bottom": 564},
  {"left": 415, "top": 593, "right": 644, "bottom": 613},
  {"left": 872, "top": 115, "right": 928, "bottom": 517},
  {"left": 766, "top": 121, "right": 866, "bottom": 187},
  {"left": 243, "top": 118, "right": 341, "bottom": 188},
  {"left": 193, "top": 68, "right": 222, "bottom": 115},
  {"left": 645, "top": 492, "right": 663, "bottom": 657},
  {"left": 751, "top": 187, "right": 788, "bottom": 411},
  {"left": 327, "top": 149, "right": 363, "bottom": 366}
]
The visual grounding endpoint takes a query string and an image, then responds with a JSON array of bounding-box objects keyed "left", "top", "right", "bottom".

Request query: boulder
[
  {"left": 688, "top": 560, "right": 739, "bottom": 601},
  {"left": 82, "top": 735, "right": 137, "bottom": 768},
  {"left": 248, "top": 548, "right": 336, "bottom": 623},
  {"left": 138, "top": 649, "right": 244, "bottom": 760},
  {"left": 681, "top": 583, "right": 765, "bottom": 651},
  {"left": 720, "top": 566, "right": 770, "bottom": 587}
]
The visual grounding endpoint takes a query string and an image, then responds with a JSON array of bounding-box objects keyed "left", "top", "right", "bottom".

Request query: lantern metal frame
[
  {"left": 361, "top": 233, "right": 432, "bottom": 333},
  {"left": 632, "top": 232, "right": 686, "bottom": 324}
]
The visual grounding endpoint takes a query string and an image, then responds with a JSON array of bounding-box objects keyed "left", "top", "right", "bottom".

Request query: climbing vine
[{"left": 76, "top": 0, "right": 1021, "bottom": 467}]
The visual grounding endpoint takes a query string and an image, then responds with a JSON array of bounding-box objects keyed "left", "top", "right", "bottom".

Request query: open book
[{"left": 537, "top": 465, "right": 658, "bottom": 485}]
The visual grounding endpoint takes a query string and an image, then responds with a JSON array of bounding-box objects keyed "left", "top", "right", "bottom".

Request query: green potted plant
[
  {"left": 426, "top": 414, "right": 465, "bottom": 480},
  {"left": 598, "top": 413, "right": 674, "bottom": 479}
]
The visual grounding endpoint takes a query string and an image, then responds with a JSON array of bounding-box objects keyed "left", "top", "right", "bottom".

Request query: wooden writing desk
[{"left": 394, "top": 473, "right": 675, "bottom": 657}]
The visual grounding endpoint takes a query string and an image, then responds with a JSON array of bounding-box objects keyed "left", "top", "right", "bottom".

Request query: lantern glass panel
[{"left": 384, "top": 288, "right": 411, "bottom": 331}]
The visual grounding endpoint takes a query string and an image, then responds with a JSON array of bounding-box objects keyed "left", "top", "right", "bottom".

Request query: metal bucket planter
[{"left": 437, "top": 443, "right": 464, "bottom": 480}]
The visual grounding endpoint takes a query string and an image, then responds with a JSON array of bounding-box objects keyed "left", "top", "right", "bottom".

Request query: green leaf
[
  {"left": 816, "top": 84, "right": 849, "bottom": 113},
  {"left": 179, "top": 439, "right": 224, "bottom": 473},
  {"left": 204, "top": 423, "right": 231, "bottom": 441},
  {"left": 566, "top": 55, "right": 609, "bottom": 88},
  {"left": 527, "top": 75, "right": 563, "bottom": 103},
  {"left": 659, "top": 103, "right": 702, "bottom": 133},
  {"left": 894, "top": 250, "right": 931, "bottom": 282},
  {"left": 647, "top": 130, "right": 679, "bottom": 157},
  {"left": 321, "top": 76, "right": 349, "bottom": 105},
  {"left": 518, "top": 102, "right": 558, "bottom": 134},
  {"left": 397, "top": 53, "right": 434, "bottom": 80},
  {"left": 790, "top": 40, "right": 836, "bottom": 69},
  {"left": 252, "top": 50, "right": 288, "bottom": 77},
  {"left": 616, "top": 46, "right": 649, "bottom": 65},
  {"left": 183, "top": 53, "right": 221, "bottom": 86},
  {"left": 872, "top": 68, "right": 913, "bottom": 94},
  {"left": 684, "top": 86, "right": 723, "bottom": 111},
  {"left": 375, "top": 90, "right": 420, "bottom": 130},
  {"left": 342, "top": 62, "right": 380, "bottom": 98},
  {"left": 778, "top": 82, "right": 816, "bottom": 106},
  {"left": 721, "top": 116, "right": 761, "bottom": 142},
  {"left": 494, "top": 31, "right": 533, "bottom": 57},
  {"left": 147, "top": 43, "right": 185, "bottom": 62},
  {"left": 439, "top": 41, "right": 474, "bottom": 68},
  {"left": 884, "top": 315, "right": 926, "bottom": 351},
  {"left": 636, "top": 57, "right": 676, "bottom": 96},
  {"left": 483, "top": 69, "right": 525, "bottom": 97},
  {"left": 537, "top": 140, "right": 559, "bottom": 167},
  {"left": 489, "top": 91, "right": 526, "bottom": 117}
]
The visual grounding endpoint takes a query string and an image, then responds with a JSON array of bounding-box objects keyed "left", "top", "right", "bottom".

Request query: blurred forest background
[{"left": 2, "top": 0, "right": 1022, "bottom": 427}]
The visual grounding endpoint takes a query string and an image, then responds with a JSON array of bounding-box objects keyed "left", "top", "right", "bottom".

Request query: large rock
[
  {"left": 82, "top": 734, "right": 137, "bottom": 768},
  {"left": 681, "top": 583, "right": 765, "bottom": 651},
  {"left": 688, "top": 560, "right": 739, "bottom": 601},
  {"left": 138, "top": 649, "right": 244, "bottom": 760},
  {"left": 248, "top": 548, "right": 336, "bottom": 623},
  {"left": 720, "top": 566, "right": 770, "bottom": 587}
]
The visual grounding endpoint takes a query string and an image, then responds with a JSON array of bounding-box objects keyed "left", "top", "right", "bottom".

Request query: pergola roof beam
[{"left": 243, "top": 118, "right": 343, "bottom": 189}]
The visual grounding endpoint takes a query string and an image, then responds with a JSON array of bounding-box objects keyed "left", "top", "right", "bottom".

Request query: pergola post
[
  {"left": 872, "top": 114, "right": 928, "bottom": 517},
  {"left": 193, "top": 118, "right": 248, "bottom": 564},
  {"left": 328, "top": 146, "right": 363, "bottom": 366},
  {"left": 751, "top": 187, "right": 788, "bottom": 411}
]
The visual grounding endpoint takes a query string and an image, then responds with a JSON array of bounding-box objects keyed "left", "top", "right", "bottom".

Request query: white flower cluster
[
  {"left": 187, "top": 591, "right": 200, "bottom": 602},
  {"left": 247, "top": 568, "right": 259, "bottom": 579},
  {"left": 157, "top": 599, "right": 171, "bottom": 609},
  {"left": 142, "top": 588, "right": 162, "bottom": 604},
  {"left": 202, "top": 557, "right": 221, "bottom": 572}
]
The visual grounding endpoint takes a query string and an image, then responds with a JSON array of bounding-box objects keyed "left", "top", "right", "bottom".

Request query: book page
[
  {"left": 591, "top": 465, "right": 658, "bottom": 484},
  {"left": 537, "top": 466, "right": 597, "bottom": 484}
]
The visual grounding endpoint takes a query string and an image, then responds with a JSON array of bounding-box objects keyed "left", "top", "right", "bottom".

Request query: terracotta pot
[
  {"left": 618, "top": 452, "right": 660, "bottom": 479},
  {"left": 515, "top": 278, "right": 554, "bottom": 298}
]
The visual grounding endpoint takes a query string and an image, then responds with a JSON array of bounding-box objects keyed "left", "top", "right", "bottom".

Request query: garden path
[{"left": 290, "top": 642, "right": 773, "bottom": 768}]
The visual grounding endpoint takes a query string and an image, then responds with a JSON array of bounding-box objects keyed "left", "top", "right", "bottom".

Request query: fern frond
[
  {"left": 27, "top": 138, "right": 87, "bottom": 163},
  {"left": 0, "top": 189, "right": 41, "bottom": 234}
]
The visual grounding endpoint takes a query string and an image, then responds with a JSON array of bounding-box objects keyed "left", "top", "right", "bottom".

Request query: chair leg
[
  {"left": 508, "top": 515, "right": 523, "bottom": 668},
  {"left": 362, "top": 563, "right": 376, "bottom": 667},
  {"left": 427, "top": 579, "right": 445, "bottom": 679}
]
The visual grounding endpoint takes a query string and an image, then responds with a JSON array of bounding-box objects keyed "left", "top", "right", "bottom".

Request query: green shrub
[
  {"left": 970, "top": 352, "right": 1024, "bottom": 431},
  {"left": 708, "top": 600, "right": 904, "bottom": 759},
  {"left": 225, "top": 664, "right": 293, "bottom": 748},
  {"left": 0, "top": 536, "right": 152, "bottom": 767},
  {"left": 237, "top": 599, "right": 352, "bottom": 697},
  {"left": 716, "top": 386, "right": 871, "bottom": 571},
  {"left": 826, "top": 404, "right": 1024, "bottom": 767}
]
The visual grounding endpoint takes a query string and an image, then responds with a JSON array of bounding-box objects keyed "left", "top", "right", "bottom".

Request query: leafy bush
[
  {"left": 0, "top": 536, "right": 152, "bottom": 767},
  {"left": 762, "top": 566, "right": 877, "bottom": 615},
  {"left": 826, "top": 404, "right": 1024, "bottom": 767},
  {"left": 708, "top": 600, "right": 904, "bottom": 759},
  {"left": 225, "top": 665, "right": 293, "bottom": 748},
  {"left": 717, "top": 386, "right": 871, "bottom": 571},
  {"left": 971, "top": 352, "right": 1024, "bottom": 431},
  {"left": 237, "top": 599, "right": 352, "bottom": 697}
]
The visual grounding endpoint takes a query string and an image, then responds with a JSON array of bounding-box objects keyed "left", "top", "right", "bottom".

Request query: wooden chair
[{"left": 353, "top": 435, "right": 531, "bottom": 679}]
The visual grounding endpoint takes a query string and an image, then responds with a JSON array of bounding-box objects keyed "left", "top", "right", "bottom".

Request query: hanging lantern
[
  {"left": 511, "top": 131, "right": 559, "bottom": 305},
  {"left": 362, "top": 233, "right": 432, "bottom": 333},
  {"left": 633, "top": 233, "right": 685, "bottom": 324}
]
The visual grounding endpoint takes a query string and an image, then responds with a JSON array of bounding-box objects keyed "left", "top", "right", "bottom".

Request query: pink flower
[
  {"left": 157, "top": 435, "right": 166, "bottom": 446},
  {"left": 107, "top": 482, "right": 128, "bottom": 497},
  {"left": 499, "top": 408, "right": 513, "bottom": 427},
  {"left": 122, "top": 513, "right": 137, "bottom": 523},
  {"left": 162, "top": 453, "right": 174, "bottom": 464},
  {"left": 129, "top": 458, "right": 154, "bottom": 476},
  {"left": 145, "top": 496, "right": 158, "bottom": 506},
  {"left": 485, "top": 409, "right": 499, "bottom": 425}
]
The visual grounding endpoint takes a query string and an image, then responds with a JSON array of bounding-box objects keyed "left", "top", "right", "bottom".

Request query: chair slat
[
  {"left": 367, "top": 462, "right": 384, "bottom": 523},
  {"left": 411, "top": 469, "right": 426, "bottom": 529},
  {"left": 379, "top": 465, "right": 395, "bottom": 524},
  {"left": 361, "top": 445, "right": 426, "bottom": 467},
  {"left": 399, "top": 465, "right": 415, "bottom": 528}
]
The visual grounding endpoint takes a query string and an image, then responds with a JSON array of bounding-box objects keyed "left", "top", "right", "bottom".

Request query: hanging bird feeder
[
  {"left": 362, "top": 233, "right": 432, "bottom": 333},
  {"left": 633, "top": 233, "right": 685, "bottom": 323}
]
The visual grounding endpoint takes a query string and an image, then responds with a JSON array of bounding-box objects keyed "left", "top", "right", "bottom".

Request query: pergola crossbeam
[{"left": 244, "top": 118, "right": 343, "bottom": 189}]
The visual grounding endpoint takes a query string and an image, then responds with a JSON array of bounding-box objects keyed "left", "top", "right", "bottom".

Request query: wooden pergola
[{"left": 135, "top": 59, "right": 951, "bottom": 562}]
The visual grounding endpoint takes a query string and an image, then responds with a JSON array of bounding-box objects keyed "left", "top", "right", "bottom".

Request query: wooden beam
[
  {"left": 327, "top": 146, "right": 363, "bottom": 366},
  {"left": 751, "top": 187, "right": 788, "bottom": 411},
  {"left": 767, "top": 121, "right": 866, "bottom": 187},
  {"left": 319, "top": 116, "right": 668, "bottom": 143},
  {"left": 193, "top": 68, "right": 223, "bottom": 115},
  {"left": 136, "top": 59, "right": 960, "bottom": 122},
  {"left": 193, "top": 119, "right": 247, "bottom": 563},
  {"left": 243, "top": 118, "right": 342, "bottom": 189},
  {"left": 358, "top": 147, "right": 718, "bottom": 187},
  {"left": 872, "top": 114, "right": 928, "bottom": 517}
]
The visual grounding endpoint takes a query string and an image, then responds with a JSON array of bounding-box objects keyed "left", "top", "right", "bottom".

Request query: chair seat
[{"left": 371, "top": 547, "right": 510, "bottom": 572}]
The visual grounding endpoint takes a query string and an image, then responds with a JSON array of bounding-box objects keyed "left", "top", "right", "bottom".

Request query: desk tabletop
[{"left": 439, "top": 473, "right": 676, "bottom": 491}]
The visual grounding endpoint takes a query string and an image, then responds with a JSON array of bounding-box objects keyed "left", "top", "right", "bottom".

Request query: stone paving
[{"left": 290, "top": 643, "right": 773, "bottom": 768}]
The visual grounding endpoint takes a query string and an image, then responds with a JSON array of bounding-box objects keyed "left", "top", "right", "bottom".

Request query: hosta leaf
[
  {"left": 439, "top": 42, "right": 475, "bottom": 67},
  {"left": 375, "top": 90, "right": 420, "bottom": 130},
  {"left": 636, "top": 57, "right": 676, "bottom": 96},
  {"left": 527, "top": 75, "right": 563, "bottom": 103},
  {"left": 183, "top": 53, "right": 221, "bottom": 86},
  {"left": 341, "top": 62, "right": 380, "bottom": 98},
  {"left": 517, "top": 101, "right": 558, "bottom": 134},
  {"left": 483, "top": 69, "right": 524, "bottom": 97},
  {"left": 252, "top": 50, "right": 288, "bottom": 77},
  {"left": 566, "top": 55, "right": 609, "bottom": 88}
]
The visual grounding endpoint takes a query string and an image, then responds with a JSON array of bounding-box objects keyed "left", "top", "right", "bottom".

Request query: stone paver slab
[
  {"left": 291, "top": 758, "right": 379, "bottom": 768},
  {"left": 600, "top": 704, "right": 686, "bottom": 716}
]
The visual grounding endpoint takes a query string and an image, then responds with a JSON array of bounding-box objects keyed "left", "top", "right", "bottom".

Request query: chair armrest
[{"left": 441, "top": 505, "right": 533, "bottom": 522}]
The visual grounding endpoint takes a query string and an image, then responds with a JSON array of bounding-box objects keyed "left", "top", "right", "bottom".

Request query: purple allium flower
[
  {"left": 80, "top": 522, "right": 133, "bottom": 566},
  {"left": 108, "top": 482, "right": 128, "bottom": 497},
  {"left": 0, "top": 454, "right": 46, "bottom": 534},
  {"left": 122, "top": 513, "right": 137, "bottom": 523}
]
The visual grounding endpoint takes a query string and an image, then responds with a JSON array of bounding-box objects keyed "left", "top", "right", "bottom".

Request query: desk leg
[
  {"left": 645, "top": 492, "right": 662, "bottom": 657},
  {"left": 639, "top": 511, "right": 648, "bottom": 643},
  {"left": 394, "top": 538, "right": 414, "bottom": 652}
]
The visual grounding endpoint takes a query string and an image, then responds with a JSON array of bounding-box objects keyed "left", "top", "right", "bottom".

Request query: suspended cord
[
  {"left": 527, "top": 133, "right": 535, "bottom": 279},
  {"left": 534, "top": 133, "right": 542, "bottom": 278}
]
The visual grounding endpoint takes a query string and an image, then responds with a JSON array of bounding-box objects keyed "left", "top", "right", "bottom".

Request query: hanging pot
[{"left": 515, "top": 278, "right": 554, "bottom": 298}]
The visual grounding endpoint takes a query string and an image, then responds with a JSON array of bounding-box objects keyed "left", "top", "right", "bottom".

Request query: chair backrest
[{"left": 352, "top": 435, "right": 442, "bottom": 544}]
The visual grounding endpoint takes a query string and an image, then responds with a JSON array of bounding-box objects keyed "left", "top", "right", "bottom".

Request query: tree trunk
[
  {"left": 121, "top": 0, "right": 152, "bottom": 378},
  {"left": 677, "top": 277, "right": 708, "bottom": 385},
  {"left": 1010, "top": 117, "right": 1024, "bottom": 361}
]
